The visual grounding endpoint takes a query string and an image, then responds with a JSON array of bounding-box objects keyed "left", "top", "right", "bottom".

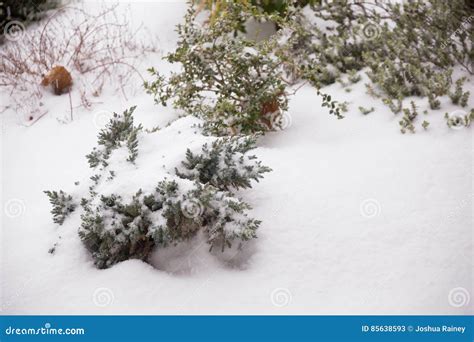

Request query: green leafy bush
[
  {"left": 251, "top": 0, "right": 318, "bottom": 16},
  {"left": 46, "top": 106, "right": 271, "bottom": 269},
  {"left": 363, "top": 1, "right": 471, "bottom": 110},
  {"left": 145, "top": 2, "right": 344, "bottom": 135},
  {"left": 44, "top": 190, "right": 76, "bottom": 225},
  {"left": 277, "top": 0, "right": 473, "bottom": 131},
  {"left": 176, "top": 136, "right": 271, "bottom": 190},
  {"left": 193, "top": 0, "right": 318, "bottom": 22},
  {"left": 145, "top": 0, "right": 472, "bottom": 134},
  {"left": 445, "top": 109, "right": 474, "bottom": 129},
  {"left": 145, "top": 4, "right": 289, "bottom": 135},
  {"left": 86, "top": 106, "right": 142, "bottom": 168}
]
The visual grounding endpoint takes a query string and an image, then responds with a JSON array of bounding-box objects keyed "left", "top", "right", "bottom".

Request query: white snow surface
[{"left": 1, "top": 1, "right": 473, "bottom": 315}]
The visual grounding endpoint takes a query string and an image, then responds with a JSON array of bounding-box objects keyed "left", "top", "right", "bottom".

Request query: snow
[
  {"left": 89, "top": 115, "right": 209, "bottom": 201},
  {"left": 1, "top": 1, "right": 472, "bottom": 315}
]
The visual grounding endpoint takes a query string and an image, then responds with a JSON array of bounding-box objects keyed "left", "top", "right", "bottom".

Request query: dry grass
[{"left": 0, "top": 3, "right": 156, "bottom": 123}]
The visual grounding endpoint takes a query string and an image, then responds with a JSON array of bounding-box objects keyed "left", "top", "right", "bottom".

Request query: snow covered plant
[
  {"left": 145, "top": 3, "right": 289, "bottom": 135},
  {"left": 192, "top": 0, "right": 317, "bottom": 23},
  {"left": 176, "top": 136, "right": 271, "bottom": 191},
  {"left": 280, "top": 0, "right": 473, "bottom": 132},
  {"left": 45, "top": 106, "right": 271, "bottom": 269},
  {"left": 44, "top": 190, "right": 76, "bottom": 225},
  {"left": 362, "top": 1, "right": 472, "bottom": 114}
]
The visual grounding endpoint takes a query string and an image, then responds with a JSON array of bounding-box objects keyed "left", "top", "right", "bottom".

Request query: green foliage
[
  {"left": 449, "top": 78, "right": 470, "bottom": 107},
  {"left": 47, "top": 106, "right": 271, "bottom": 269},
  {"left": 86, "top": 106, "right": 142, "bottom": 168},
  {"left": 359, "top": 106, "right": 374, "bottom": 115},
  {"left": 280, "top": 0, "right": 472, "bottom": 130},
  {"left": 277, "top": 2, "right": 376, "bottom": 87},
  {"left": 149, "top": 180, "right": 260, "bottom": 250},
  {"left": 80, "top": 173, "right": 263, "bottom": 269},
  {"left": 251, "top": 0, "right": 317, "bottom": 16},
  {"left": 145, "top": 0, "right": 472, "bottom": 133},
  {"left": 317, "top": 89, "right": 344, "bottom": 119},
  {"left": 360, "top": 1, "right": 471, "bottom": 118},
  {"left": 78, "top": 190, "right": 155, "bottom": 269},
  {"left": 445, "top": 109, "right": 474, "bottom": 129},
  {"left": 145, "top": 3, "right": 289, "bottom": 135},
  {"left": 176, "top": 135, "right": 271, "bottom": 191},
  {"left": 193, "top": 0, "right": 317, "bottom": 23},
  {"left": 399, "top": 101, "right": 419, "bottom": 134},
  {"left": 44, "top": 190, "right": 76, "bottom": 225},
  {"left": 145, "top": 2, "right": 346, "bottom": 134}
]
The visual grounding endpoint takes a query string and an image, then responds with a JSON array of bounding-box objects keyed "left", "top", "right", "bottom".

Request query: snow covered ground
[{"left": 1, "top": 1, "right": 472, "bottom": 315}]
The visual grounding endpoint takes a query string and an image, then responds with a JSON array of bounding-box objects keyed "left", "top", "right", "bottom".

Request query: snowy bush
[
  {"left": 299, "top": 1, "right": 472, "bottom": 86},
  {"left": 79, "top": 180, "right": 261, "bottom": 269},
  {"left": 362, "top": 1, "right": 472, "bottom": 115},
  {"left": 144, "top": 2, "right": 344, "bottom": 135},
  {"left": 176, "top": 136, "right": 271, "bottom": 191},
  {"left": 44, "top": 190, "right": 76, "bottom": 225},
  {"left": 145, "top": 3, "right": 288, "bottom": 135},
  {"left": 86, "top": 106, "right": 142, "bottom": 168},
  {"left": 45, "top": 106, "right": 271, "bottom": 269},
  {"left": 274, "top": 0, "right": 473, "bottom": 132},
  {"left": 444, "top": 109, "right": 474, "bottom": 129},
  {"left": 193, "top": 0, "right": 317, "bottom": 22}
]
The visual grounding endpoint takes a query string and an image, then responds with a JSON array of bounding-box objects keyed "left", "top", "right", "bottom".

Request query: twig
[{"left": 68, "top": 89, "right": 73, "bottom": 121}]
